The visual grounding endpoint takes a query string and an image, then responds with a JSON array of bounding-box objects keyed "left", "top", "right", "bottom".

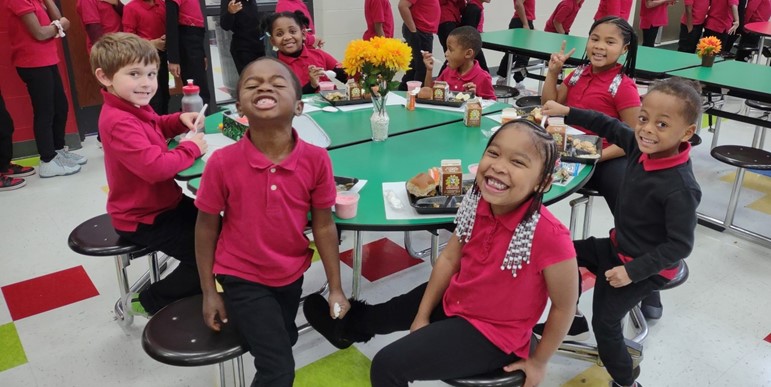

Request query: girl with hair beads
[
  {"left": 264, "top": 11, "right": 346, "bottom": 94},
  {"left": 305, "top": 120, "right": 579, "bottom": 387}
]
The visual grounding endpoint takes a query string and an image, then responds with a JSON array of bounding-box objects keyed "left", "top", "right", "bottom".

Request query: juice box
[
  {"left": 433, "top": 81, "right": 449, "bottom": 101},
  {"left": 464, "top": 98, "right": 483, "bottom": 127},
  {"left": 406, "top": 89, "right": 417, "bottom": 111},
  {"left": 440, "top": 159, "right": 463, "bottom": 195}
]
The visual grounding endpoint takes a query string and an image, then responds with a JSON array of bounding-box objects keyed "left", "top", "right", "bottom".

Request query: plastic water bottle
[{"left": 181, "top": 79, "right": 204, "bottom": 113}]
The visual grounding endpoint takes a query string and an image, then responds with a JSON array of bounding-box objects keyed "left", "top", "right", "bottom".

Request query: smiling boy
[{"left": 422, "top": 26, "right": 496, "bottom": 100}]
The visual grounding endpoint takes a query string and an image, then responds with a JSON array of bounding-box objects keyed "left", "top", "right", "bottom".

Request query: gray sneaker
[
  {"left": 39, "top": 155, "right": 81, "bottom": 178},
  {"left": 56, "top": 148, "right": 88, "bottom": 165}
]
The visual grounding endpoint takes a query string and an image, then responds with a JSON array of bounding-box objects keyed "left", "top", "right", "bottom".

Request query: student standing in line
[
  {"left": 496, "top": 0, "right": 536, "bottom": 88},
  {"left": 397, "top": 0, "right": 440, "bottom": 90},
  {"left": 124, "top": 0, "right": 170, "bottom": 114},
  {"left": 460, "top": 0, "right": 490, "bottom": 72},
  {"left": 640, "top": 0, "right": 674, "bottom": 47},
  {"left": 166, "top": 0, "right": 211, "bottom": 111},
  {"left": 363, "top": 0, "right": 395, "bottom": 40},
  {"left": 544, "top": 0, "right": 585, "bottom": 34},
  {"left": 595, "top": 0, "right": 622, "bottom": 20},
  {"left": 77, "top": 0, "right": 123, "bottom": 52},
  {"left": 220, "top": 0, "right": 266, "bottom": 74},
  {"left": 677, "top": 0, "right": 710, "bottom": 52},
  {"left": 703, "top": 0, "right": 741, "bottom": 55},
  {"left": 736, "top": 0, "right": 771, "bottom": 61},
  {"left": 0, "top": 89, "right": 35, "bottom": 191}
]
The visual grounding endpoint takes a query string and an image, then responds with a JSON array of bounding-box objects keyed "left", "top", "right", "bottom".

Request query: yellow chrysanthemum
[{"left": 341, "top": 37, "right": 412, "bottom": 86}]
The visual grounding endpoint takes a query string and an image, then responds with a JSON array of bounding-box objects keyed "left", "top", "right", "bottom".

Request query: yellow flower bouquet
[
  {"left": 342, "top": 37, "right": 412, "bottom": 114},
  {"left": 696, "top": 36, "right": 722, "bottom": 58}
]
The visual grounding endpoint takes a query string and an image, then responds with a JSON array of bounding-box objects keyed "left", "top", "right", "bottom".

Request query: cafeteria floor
[{"left": 2, "top": 89, "right": 770, "bottom": 387}]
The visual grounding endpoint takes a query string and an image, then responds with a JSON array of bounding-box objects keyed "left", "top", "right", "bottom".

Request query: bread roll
[
  {"left": 406, "top": 173, "right": 437, "bottom": 197},
  {"left": 418, "top": 87, "right": 433, "bottom": 100}
]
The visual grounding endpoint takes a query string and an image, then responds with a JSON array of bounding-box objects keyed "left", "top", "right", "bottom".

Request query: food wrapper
[{"left": 222, "top": 112, "right": 249, "bottom": 141}]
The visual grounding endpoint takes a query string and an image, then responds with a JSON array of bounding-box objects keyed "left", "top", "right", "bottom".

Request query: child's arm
[
  {"left": 422, "top": 51, "right": 435, "bottom": 88},
  {"left": 310, "top": 207, "right": 351, "bottom": 318},
  {"left": 683, "top": 2, "right": 693, "bottom": 31},
  {"left": 195, "top": 211, "right": 229, "bottom": 331},
  {"left": 165, "top": 0, "right": 181, "bottom": 78},
  {"left": 504, "top": 259, "right": 578, "bottom": 387},
  {"left": 411, "top": 234, "right": 463, "bottom": 331},
  {"left": 19, "top": 12, "right": 68, "bottom": 41},
  {"left": 514, "top": 0, "right": 531, "bottom": 29},
  {"left": 542, "top": 101, "right": 637, "bottom": 153},
  {"left": 540, "top": 41, "right": 574, "bottom": 105},
  {"left": 398, "top": 0, "right": 417, "bottom": 32},
  {"left": 728, "top": 4, "right": 740, "bottom": 34},
  {"left": 552, "top": 20, "right": 566, "bottom": 34}
]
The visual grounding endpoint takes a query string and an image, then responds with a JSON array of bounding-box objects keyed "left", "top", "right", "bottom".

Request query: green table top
[
  {"left": 635, "top": 46, "right": 724, "bottom": 77},
  {"left": 481, "top": 29, "right": 587, "bottom": 63},
  {"left": 666, "top": 60, "right": 771, "bottom": 103}
]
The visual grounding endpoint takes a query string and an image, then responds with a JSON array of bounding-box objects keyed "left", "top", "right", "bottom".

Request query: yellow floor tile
[{"left": 562, "top": 364, "right": 612, "bottom": 387}]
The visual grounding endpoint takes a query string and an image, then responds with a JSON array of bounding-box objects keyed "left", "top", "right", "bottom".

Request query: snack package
[
  {"left": 464, "top": 98, "right": 483, "bottom": 127},
  {"left": 440, "top": 159, "right": 463, "bottom": 195},
  {"left": 433, "top": 81, "right": 449, "bottom": 101},
  {"left": 547, "top": 124, "right": 567, "bottom": 152}
]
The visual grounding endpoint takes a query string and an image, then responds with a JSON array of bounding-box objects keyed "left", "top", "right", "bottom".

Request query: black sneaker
[
  {"left": 0, "top": 163, "right": 35, "bottom": 178},
  {"left": 640, "top": 292, "right": 663, "bottom": 320},
  {"left": 533, "top": 314, "right": 590, "bottom": 341},
  {"left": 610, "top": 381, "right": 642, "bottom": 387},
  {"left": 0, "top": 175, "right": 26, "bottom": 191},
  {"left": 303, "top": 294, "right": 374, "bottom": 349}
]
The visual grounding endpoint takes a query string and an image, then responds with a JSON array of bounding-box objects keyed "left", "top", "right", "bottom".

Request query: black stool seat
[
  {"left": 662, "top": 261, "right": 689, "bottom": 290},
  {"left": 494, "top": 85, "right": 520, "bottom": 100},
  {"left": 444, "top": 368, "right": 525, "bottom": 387},
  {"left": 68, "top": 214, "right": 154, "bottom": 257},
  {"left": 515, "top": 96, "right": 541, "bottom": 108},
  {"left": 745, "top": 99, "right": 771, "bottom": 111},
  {"left": 576, "top": 188, "right": 601, "bottom": 196},
  {"left": 142, "top": 294, "right": 246, "bottom": 367},
  {"left": 711, "top": 146, "right": 771, "bottom": 170}
]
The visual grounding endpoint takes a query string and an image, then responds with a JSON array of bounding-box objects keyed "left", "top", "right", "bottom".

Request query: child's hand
[
  {"left": 180, "top": 132, "right": 208, "bottom": 155},
  {"left": 308, "top": 65, "right": 325, "bottom": 88},
  {"left": 548, "top": 40, "right": 575, "bottom": 75},
  {"left": 327, "top": 289, "right": 350, "bottom": 319},
  {"left": 152, "top": 35, "right": 166, "bottom": 51},
  {"left": 169, "top": 63, "right": 181, "bottom": 78},
  {"left": 605, "top": 266, "right": 633, "bottom": 288},
  {"left": 180, "top": 111, "right": 205, "bottom": 132},
  {"left": 227, "top": 0, "right": 243, "bottom": 14},
  {"left": 202, "top": 291, "right": 228, "bottom": 331},
  {"left": 541, "top": 100, "right": 570, "bottom": 117},
  {"left": 503, "top": 358, "right": 547, "bottom": 387},
  {"left": 410, "top": 315, "right": 430, "bottom": 332},
  {"left": 314, "top": 38, "right": 326, "bottom": 49},
  {"left": 463, "top": 82, "right": 477, "bottom": 94},
  {"left": 421, "top": 50, "right": 434, "bottom": 71},
  {"left": 59, "top": 17, "right": 71, "bottom": 31}
]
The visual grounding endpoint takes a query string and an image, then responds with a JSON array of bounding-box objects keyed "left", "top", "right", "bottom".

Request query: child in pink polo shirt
[
  {"left": 460, "top": 0, "right": 491, "bottom": 72},
  {"left": 123, "top": 0, "right": 169, "bottom": 114},
  {"left": 677, "top": 0, "right": 710, "bottom": 52},
  {"left": 496, "top": 0, "right": 536, "bottom": 87},
  {"left": 594, "top": 0, "right": 621, "bottom": 20},
  {"left": 276, "top": 0, "right": 320, "bottom": 47},
  {"left": 77, "top": 0, "right": 123, "bottom": 52},
  {"left": 422, "top": 26, "right": 496, "bottom": 100},
  {"left": 545, "top": 0, "right": 585, "bottom": 34},
  {"left": 363, "top": 0, "right": 395, "bottom": 40},
  {"left": 704, "top": 0, "right": 741, "bottom": 54},
  {"left": 305, "top": 120, "right": 578, "bottom": 386},
  {"left": 640, "top": 0, "right": 674, "bottom": 46},
  {"left": 398, "top": 0, "right": 441, "bottom": 90},
  {"left": 195, "top": 57, "right": 350, "bottom": 387},
  {"left": 90, "top": 33, "right": 208, "bottom": 318},
  {"left": 265, "top": 11, "right": 347, "bottom": 94}
]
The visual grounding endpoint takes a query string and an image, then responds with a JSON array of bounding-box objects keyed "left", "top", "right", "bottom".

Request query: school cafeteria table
[
  {"left": 187, "top": 117, "right": 594, "bottom": 297},
  {"left": 744, "top": 21, "right": 771, "bottom": 64}
]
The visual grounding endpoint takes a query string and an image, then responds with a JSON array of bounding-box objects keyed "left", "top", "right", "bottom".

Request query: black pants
[
  {"left": 583, "top": 156, "right": 626, "bottom": 216},
  {"left": 461, "top": 3, "right": 489, "bottom": 72},
  {"left": 116, "top": 196, "right": 201, "bottom": 314},
  {"left": 149, "top": 50, "right": 170, "bottom": 115},
  {"left": 497, "top": 19, "right": 533, "bottom": 83},
  {"left": 677, "top": 23, "right": 704, "bottom": 53},
  {"left": 437, "top": 21, "right": 458, "bottom": 75},
  {"left": 642, "top": 26, "right": 660, "bottom": 47},
  {"left": 16, "top": 65, "right": 68, "bottom": 163},
  {"left": 703, "top": 28, "right": 730, "bottom": 55},
  {"left": 218, "top": 274, "right": 303, "bottom": 387},
  {"left": 360, "top": 283, "right": 520, "bottom": 387},
  {"left": 179, "top": 26, "right": 211, "bottom": 109},
  {"left": 575, "top": 237, "right": 668, "bottom": 386},
  {"left": 736, "top": 33, "right": 761, "bottom": 62},
  {"left": 399, "top": 25, "right": 434, "bottom": 91},
  {"left": 231, "top": 47, "right": 265, "bottom": 75},
  {"left": 0, "top": 90, "right": 13, "bottom": 170}
]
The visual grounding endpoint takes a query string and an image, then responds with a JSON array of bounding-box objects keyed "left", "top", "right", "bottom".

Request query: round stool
[
  {"left": 68, "top": 214, "right": 160, "bottom": 325},
  {"left": 142, "top": 294, "right": 248, "bottom": 386},
  {"left": 493, "top": 85, "right": 520, "bottom": 104},
  {"left": 711, "top": 98, "right": 771, "bottom": 149},
  {"left": 711, "top": 146, "right": 771, "bottom": 227}
]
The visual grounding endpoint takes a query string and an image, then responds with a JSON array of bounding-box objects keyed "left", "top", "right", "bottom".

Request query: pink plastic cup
[
  {"left": 335, "top": 191, "right": 360, "bottom": 219},
  {"left": 319, "top": 81, "right": 335, "bottom": 91},
  {"left": 406, "top": 81, "right": 422, "bottom": 92}
]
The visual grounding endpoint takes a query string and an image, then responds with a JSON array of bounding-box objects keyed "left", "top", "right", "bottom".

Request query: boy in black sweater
[{"left": 541, "top": 77, "right": 702, "bottom": 387}]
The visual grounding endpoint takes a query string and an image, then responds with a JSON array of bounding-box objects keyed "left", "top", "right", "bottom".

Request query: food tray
[
  {"left": 415, "top": 91, "right": 475, "bottom": 108},
  {"left": 334, "top": 176, "right": 359, "bottom": 192},
  {"left": 319, "top": 90, "right": 371, "bottom": 106},
  {"left": 405, "top": 178, "right": 474, "bottom": 214},
  {"left": 560, "top": 134, "right": 602, "bottom": 164}
]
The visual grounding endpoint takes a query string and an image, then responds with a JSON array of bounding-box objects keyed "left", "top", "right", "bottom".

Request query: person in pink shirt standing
[
  {"left": 398, "top": 0, "right": 440, "bottom": 91},
  {"left": 422, "top": 26, "right": 496, "bottom": 100},
  {"left": 677, "top": 0, "right": 710, "bottom": 52},
  {"left": 736, "top": 0, "right": 771, "bottom": 61},
  {"left": 363, "top": 0, "right": 394, "bottom": 39},
  {"left": 276, "top": 0, "right": 321, "bottom": 48},
  {"left": 496, "top": 0, "right": 537, "bottom": 88},
  {"left": 545, "top": 0, "right": 585, "bottom": 34},
  {"left": 461, "top": 0, "right": 491, "bottom": 72},
  {"left": 123, "top": 0, "right": 169, "bottom": 114},
  {"left": 77, "top": 0, "right": 123, "bottom": 53},
  {"left": 595, "top": 0, "right": 621, "bottom": 20},
  {"left": 704, "top": 0, "right": 741, "bottom": 54},
  {"left": 640, "top": 0, "right": 675, "bottom": 46}
]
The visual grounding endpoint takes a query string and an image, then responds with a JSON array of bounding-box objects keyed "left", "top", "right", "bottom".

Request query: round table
[{"left": 744, "top": 21, "right": 771, "bottom": 64}]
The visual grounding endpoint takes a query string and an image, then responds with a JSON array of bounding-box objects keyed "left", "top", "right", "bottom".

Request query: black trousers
[
  {"left": 583, "top": 156, "right": 626, "bottom": 216},
  {"left": 148, "top": 50, "right": 171, "bottom": 115},
  {"left": 677, "top": 23, "right": 704, "bottom": 53},
  {"left": 179, "top": 26, "right": 211, "bottom": 109},
  {"left": 703, "top": 28, "right": 730, "bottom": 55},
  {"left": 642, "top": 26, "right": 660, "bottom": 47},
  {"left": 362, "top": 283, "right": 520, "bottom": 387},
  {"left": 0, "top": 89, "right": 13, "bottom": 170},
  {"left": 497, "top": 19, "right": 534, "bottom": 83},
  {"left": 218, "top": 274, "right": 303, "bottom": 387},
  {"left": 16, "top": 65, "right": 68, "bottom": 163},
  {"left": 231, "top": 46, "right": 265, "bottom": 75},
  {"left": 460, "top": 3, "right": 489, "bottom": 72},
  {"left": 399, "top": 25, "right": 434, "bottom": 91},
  {"left": 575, "top": 237, "right": 668, "bottom": 386},
  {"left": 116, "top": 196, "right": 201, "bottom": 314}
]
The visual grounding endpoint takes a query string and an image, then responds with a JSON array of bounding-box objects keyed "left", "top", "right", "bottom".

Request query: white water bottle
[{"left": 181, "top": 79, "right": 204, "bottom": 114}]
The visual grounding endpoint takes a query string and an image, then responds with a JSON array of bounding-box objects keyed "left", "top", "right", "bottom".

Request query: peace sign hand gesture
[{"left": 548, "top": 40, "right": 576, "bottom": 75}]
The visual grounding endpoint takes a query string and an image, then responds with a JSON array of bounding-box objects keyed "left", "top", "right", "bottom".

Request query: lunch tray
[
  {"left": 415, "top": 91, "right": 475, "bottom": 108},
  {"left": 560, "top": 134, "right": 602, "bottom": 164},
  {"left": 334, "top": 176, "right": 359, "bottom": 192},
  {"left": 319, "top": 90, "right": 372, "bottom": 106},
  {"left": 405, "top": 179, "right": 474, "bottom": 214}
]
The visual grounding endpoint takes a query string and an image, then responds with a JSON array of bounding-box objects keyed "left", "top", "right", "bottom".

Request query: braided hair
[
  {"left": 454, "top": 119, "right": 559, "bottom": 277},
  {"left": 586, "top": 16, "right": 638, "bottom": 79}
]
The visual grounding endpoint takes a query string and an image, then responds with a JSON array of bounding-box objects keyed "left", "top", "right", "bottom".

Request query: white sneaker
[
  {"left": 515, "top": 82, "right": 527, "bottom": 91},
  {"left": 56, "top": 148, "right": 88, "bottom": 165},
  {"left": 496, "top": 76, "right": 510, "bottom": 86},
  {"left": 39, "top": 155, "right": 81, "bottom": 178}
]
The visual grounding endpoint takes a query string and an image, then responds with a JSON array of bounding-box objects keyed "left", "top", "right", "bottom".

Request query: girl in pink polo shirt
[
  {"left": 265, "top": 11, "right": 346, "bottom": 94},
  {"left": 276, "top": 0, "right": 320, "bottom": 48},
  {"left": 305, "top": 120, "right": 579, "bottom": 387},
  {"left": 640, "top": 0, "right": 675, "bottom": 46},
  {"left": 704, "top": 0, "right": 741, "bottom": 54}
]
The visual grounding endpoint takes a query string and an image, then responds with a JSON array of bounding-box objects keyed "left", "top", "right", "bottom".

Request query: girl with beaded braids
[{"left": 304, "top": 120, "right": 579, "bottom": 387}]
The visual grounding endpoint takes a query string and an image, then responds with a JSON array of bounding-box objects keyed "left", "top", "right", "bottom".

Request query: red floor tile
[
  {"left": 1, "top": 266, "right": 99, "bottom": 321},
  {"left": 765, "top": 333, "right": 771, "bottom": 344},
  {"left": 340, "top": 238, "right": 424, "bottom": 282}
]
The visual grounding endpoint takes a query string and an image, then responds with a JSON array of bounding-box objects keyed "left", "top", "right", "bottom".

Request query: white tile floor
[{"left": 1, "top": 91, "right": 771, "bottom": 387}]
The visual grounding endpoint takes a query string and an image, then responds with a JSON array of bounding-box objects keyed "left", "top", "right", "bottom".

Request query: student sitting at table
[
  {"left": 305, "top": 119, "right": 578, "bottom": 387},
  {"left": 544, "top": 0, "right": 585, "bottom": 35},
  {"left": 541, "top": 77, "right": 702, "bottom": 387},
  {"left": 276, "top": 0, "right": 322, "bottom": 48},
  {"left": 194, "top": 57, "right": 350, "bottom": 387},
  {"left": 677, "top": 0, "right": 710, "bottom": 53},
  {"left": 90, "top": 32, "right": 208, "bottom": 318},
  {"left": 265, "top": 11, "right": 347, "bottom": 94},
  {"left": 421, "top": 26, "right": 496, "bottom": 100}
]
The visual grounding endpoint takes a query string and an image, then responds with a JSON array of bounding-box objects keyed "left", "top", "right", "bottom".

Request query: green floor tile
[
  {"left": 295, "top": 347, "right": 372, "bottom": 387},
  {"left": 0, "top": 323, "right": 28, "bottom": 372},
  {"left": 12, "top": 157, "right": 40, "bottom": 168}
]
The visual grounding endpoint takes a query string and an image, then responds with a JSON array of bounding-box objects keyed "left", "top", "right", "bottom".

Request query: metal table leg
[{"left": 352, "top": 231, "right": 363, "bottom": 298}]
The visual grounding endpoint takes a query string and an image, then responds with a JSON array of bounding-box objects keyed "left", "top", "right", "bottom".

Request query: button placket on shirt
[{"left": 267, "top": 166, "right": 279, "bottom": 208}]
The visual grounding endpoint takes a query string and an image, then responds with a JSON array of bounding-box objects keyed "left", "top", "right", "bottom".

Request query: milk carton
[
  {"left": 464, "top": 98, "right": 483, "bottom": 127},
  {"left": 440, "top": 159, "right": 463, "bottom": 195}
]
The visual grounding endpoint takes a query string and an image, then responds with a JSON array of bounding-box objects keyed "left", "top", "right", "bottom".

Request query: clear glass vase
[{"left": 370, "top": 95, "right": 389, "bottom": 141}]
